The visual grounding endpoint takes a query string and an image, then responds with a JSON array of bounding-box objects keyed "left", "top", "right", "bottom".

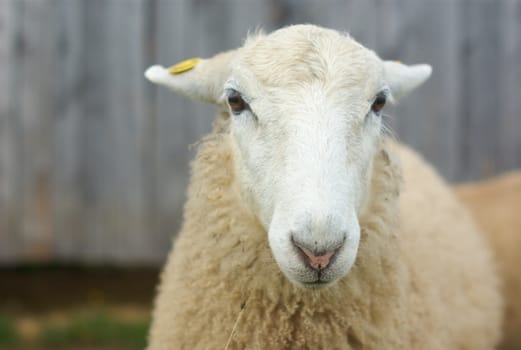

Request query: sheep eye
[
  {"left": 228, "top": 91, "right": 247, "bottom": 114},
  {"left": 371, "top": 93, "right": 386, "bottom": 113}
]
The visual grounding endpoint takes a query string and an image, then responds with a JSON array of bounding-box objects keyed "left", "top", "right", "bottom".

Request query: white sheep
[{"left": 145, "top": 25, "right": 502, "bottom": 349}]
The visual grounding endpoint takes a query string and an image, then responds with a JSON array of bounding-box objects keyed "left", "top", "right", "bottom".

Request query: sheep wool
[
  {"left": 456, "top": 172, "right": 521, "bottom": 350},
  {"left": 147, "top": 111, "right": 501, "bottom": 349}
]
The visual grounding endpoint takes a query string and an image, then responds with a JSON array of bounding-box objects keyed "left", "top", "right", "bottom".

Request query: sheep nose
[{"left": 293, "top": 241, "right": 339, "bottom": 271}]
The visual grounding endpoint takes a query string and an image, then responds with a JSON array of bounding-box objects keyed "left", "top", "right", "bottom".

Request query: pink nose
[{"left": 295, "top": 244, "right": 336, "bottom": 271}]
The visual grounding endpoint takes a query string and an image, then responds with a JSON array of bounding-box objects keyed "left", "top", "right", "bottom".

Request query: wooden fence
[{"left": 0, "top": 0, "right": 520, "bottom": 264}]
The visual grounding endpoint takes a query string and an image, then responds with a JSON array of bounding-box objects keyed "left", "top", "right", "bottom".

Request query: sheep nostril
[{"left": 293, "top": 241, "right": 338, "bottom": 271}]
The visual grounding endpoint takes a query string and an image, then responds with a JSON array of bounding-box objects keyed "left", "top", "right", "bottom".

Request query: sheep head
[{"left": 146, "top": 24, "right": 431, "bottom": 289}]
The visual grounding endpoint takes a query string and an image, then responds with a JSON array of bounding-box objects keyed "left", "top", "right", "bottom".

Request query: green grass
[
  {"left": 0, "top": 308, "right": 149, "bottom": 349},
  {"left": 39, "top": 310, "right": 149, "bottom": 349},
  {"left": 0, "top": 316, "right": 18, "bottom": 346}
]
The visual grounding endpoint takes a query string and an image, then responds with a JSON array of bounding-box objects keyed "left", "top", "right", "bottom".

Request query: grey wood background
[{"left": 1, "top": 0, "right": 520, "bottom": 264}]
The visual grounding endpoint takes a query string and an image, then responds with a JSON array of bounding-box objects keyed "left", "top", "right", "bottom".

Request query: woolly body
[
  {"left": 147, "top": 113, "right": 501, "bottom": 349},
  {"left": 456, "top": 172, "right": 521, "bottom": 350}
]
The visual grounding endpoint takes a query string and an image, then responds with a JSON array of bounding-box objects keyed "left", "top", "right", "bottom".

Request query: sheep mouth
[
  {"left": 300, "top": 279, "right": 334, "bottom": 289},
  {"left": 298, "top": 270, "right": 337, "bottom": 289}
]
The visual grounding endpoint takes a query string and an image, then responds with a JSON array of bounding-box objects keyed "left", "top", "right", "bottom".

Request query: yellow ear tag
[{"left": 168, "top": 58, "right": 201, "bottom": 74}]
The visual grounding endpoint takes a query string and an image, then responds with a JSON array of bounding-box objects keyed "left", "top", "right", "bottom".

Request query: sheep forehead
[{"left": 236, "top": 25, "right": 382, "bottom": 92}]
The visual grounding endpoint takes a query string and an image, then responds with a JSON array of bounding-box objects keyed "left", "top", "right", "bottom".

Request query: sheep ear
[
  {"left": 145, "top": 50, "right": 237, "bottom": 104},
  {"left": 383, "top": 61, "right": 432, "bottom": 102}
]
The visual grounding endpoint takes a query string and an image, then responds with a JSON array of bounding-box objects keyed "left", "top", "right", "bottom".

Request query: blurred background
[{"left": 0, "top": 0, "right": 520, "bottom": 349}]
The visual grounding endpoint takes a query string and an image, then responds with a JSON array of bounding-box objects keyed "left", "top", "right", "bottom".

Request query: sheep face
[{"left": 145, "top": 24, "right": 431, "bottom": 288}]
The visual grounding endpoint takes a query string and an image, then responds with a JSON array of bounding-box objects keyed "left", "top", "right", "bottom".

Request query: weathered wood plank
[
  {"left": 81, "top": 0, "right": 114, "bottom": 262},
  {"left": 140, "top": 0, "right": 161, "bottom": 263},
  {"left": 497, "top": 0, "right": 521, "bottom": 173},
  {"left": 103, "top": 0, "right": 150, "bottom": 263},
  {"left": 16, "top": 0, "right": 55, "bottom": 261},
  {"left": 459, "top": 0, "right": 501, "bottom": 181},
  {"left": 0, "top": 0, "right": 21, "bottom": 263},
  {"left": 50, "top": 0, "right": 85, "bottom": 262}
]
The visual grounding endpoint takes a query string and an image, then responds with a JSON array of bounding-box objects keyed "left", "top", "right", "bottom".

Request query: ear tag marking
[{"left": 168, "top": 57, "right": 201, "bottom": 74}]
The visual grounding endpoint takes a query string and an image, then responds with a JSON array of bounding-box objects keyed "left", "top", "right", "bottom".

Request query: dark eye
[
  {"left": 371, "top": 93, "right": 386, "bottom": 113},
  {"left": 228, "top": 91, "right": 247, "bottom": 114}
]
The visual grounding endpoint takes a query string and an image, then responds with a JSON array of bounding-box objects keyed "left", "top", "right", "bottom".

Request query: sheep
[
  {"left": 144, "top": 25, "right": 502, "bottom": 349},
  {"left": 455, "top": 171, "right": 521, "bottom": 350}
]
